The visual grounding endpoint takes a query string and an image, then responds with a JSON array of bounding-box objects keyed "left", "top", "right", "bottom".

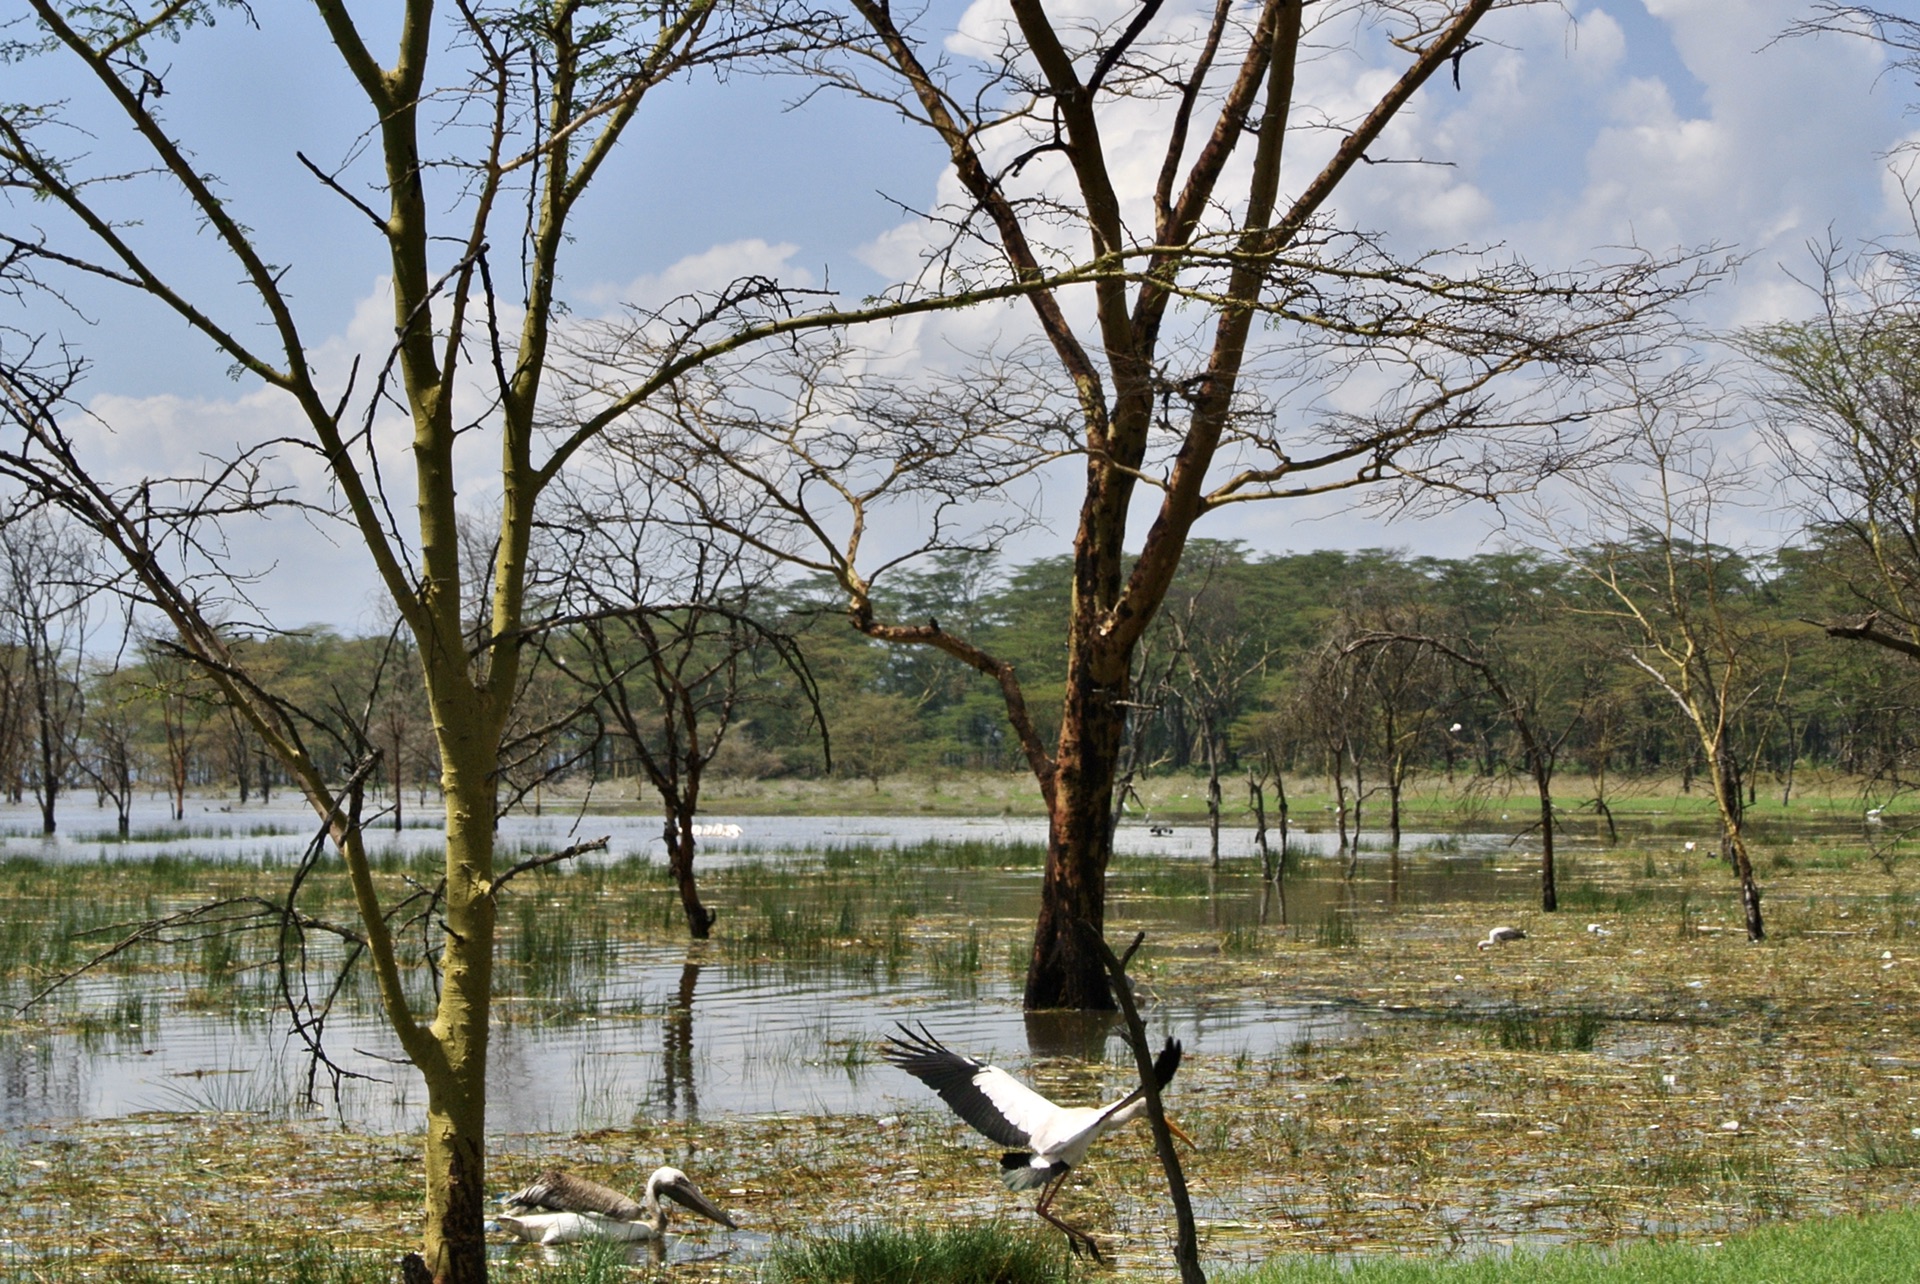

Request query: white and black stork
[
  {"left": 882, "top": 1023, "right": 1192, "bottom": 1259},
  {"left": 496, "top": 1165, "right": 738, "bottom": 1245}
]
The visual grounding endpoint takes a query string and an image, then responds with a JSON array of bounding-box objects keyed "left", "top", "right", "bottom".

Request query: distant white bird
[
  {"left": 497, "top": 1166, "right": 737, "bottom": 1245},
  {"left": 883, "top": 1023, "right": 1193, "bottom": 1260},
  {"left": 689, "top": 822, "right": 744, "bottom": 839},
  {"left": 1683, "top": 840, "right": 1697, "bottom": 852},
  {"left": 1585, "top": 923, "right": 1612, "bottom": 937},
  {"left": 1449, "top": 723, "right": 1464, "bottom": 733},
  {"left": 1477, "top": 926, "right": 1527, "bottom": 950},
  {"left": 1867, "top": 808, "right": 1886, "bottom": 826}
]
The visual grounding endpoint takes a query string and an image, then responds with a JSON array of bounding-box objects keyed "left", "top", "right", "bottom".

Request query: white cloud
[{"left": 578, "top": 239, "right": 813, "bottom": 313}]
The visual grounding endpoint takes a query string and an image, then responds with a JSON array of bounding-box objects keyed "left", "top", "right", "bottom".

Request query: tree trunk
[
  {"left": 1707, "top": 744, "right": 1763, "bottom": 941},
  {"left": 666, "top": 815, "right": 715, "bottom": 939},
  {"left": 1275, "top": 766, "right": 1291, "bottom": 868},
  {"left": 1205, "top": 733, "right": 1222, "bottom": 869},
  {"left": 1386, "top": 753, "right": 1404, "bottom": 851},
  {"left": 420, "top": 1089, "right": 488, "bottom": 1284},
  {"left": 1330, "top": 750, "right": 1350, "bottom": 852},
  {"left": 1025, "top": 665, "right": 1124, "bottom": 1010},
  {"left": 393, "top": 732, "right": 406, "bottom": 833},
  {"left": 34, "top": 678, "right": 57, "bottom": 836},
  {"left": 417, "top": 739, "right": 498, "bottom": 1283},
  {"left": 1535, "top": 763, "right": 1557, "bottom": 912},
  {"left": 1249, "top": 769, "right": 1271, "bottom": 880}
]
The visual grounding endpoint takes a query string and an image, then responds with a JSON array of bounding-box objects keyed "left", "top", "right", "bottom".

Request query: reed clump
[{"left": 763, "top": 1221, "right": 1067, "bottom": 1284}]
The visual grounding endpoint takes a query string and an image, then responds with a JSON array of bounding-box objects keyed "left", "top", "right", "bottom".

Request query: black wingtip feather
[{"left": 1153, "top": 1037, "right": 1183, "bottom": 1090}]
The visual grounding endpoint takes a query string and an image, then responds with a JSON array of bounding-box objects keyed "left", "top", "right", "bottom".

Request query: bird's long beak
[
  {"left": 662, "top": 1176, "right": 740, "bottom": 1229},
  {"left": 1165, "top": 1115, "right": 1199, "bottom": 1151}
]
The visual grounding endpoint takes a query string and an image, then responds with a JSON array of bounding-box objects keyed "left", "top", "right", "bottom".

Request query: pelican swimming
[
  {"left": 882, "top": 1023, "right": 1193, "bottom": 1260},
  {"left": 497, "top": 1165, "right": 738, "bottom": 1245}
]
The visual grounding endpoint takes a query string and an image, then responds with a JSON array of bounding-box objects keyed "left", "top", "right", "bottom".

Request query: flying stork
[
  {"left": 496, "top": 1165, "right": 738, "bottom": 1245},
  {"left": 882, "top": 1023, "right": 1193, "bottom": 1260}
]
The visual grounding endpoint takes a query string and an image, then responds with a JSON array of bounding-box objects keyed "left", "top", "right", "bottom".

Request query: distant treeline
[{"left": 1, "top": 529, "right": 1913, "bottom": 833}]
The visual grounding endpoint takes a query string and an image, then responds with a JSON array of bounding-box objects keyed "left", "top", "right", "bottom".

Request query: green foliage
[{"left": 23, "top": 531, "right": 1920, "bottom": 825}]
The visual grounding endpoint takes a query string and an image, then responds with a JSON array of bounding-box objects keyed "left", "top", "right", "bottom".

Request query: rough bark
[{"left": 666, "top": 816, "right": 717, "bottom": 939}]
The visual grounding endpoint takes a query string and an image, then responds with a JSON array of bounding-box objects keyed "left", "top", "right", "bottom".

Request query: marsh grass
[
  {"left": 1222, "top": 918, "right": 1265, "bottom": 955},
  {"left": 0, "top": 1240, "right": 648, "bottom": 1284},
  {"left": 1488, "top": 1006, "right": 1603, "bottom": 1052},
  {"left": 819, "top": 837, "right": 1046, "bottom": 870},
  {"left": 1221, "top": 1210, "right": 1920, "bottom": 1283},
  {"left": 1315, "top": 909, "right": 1358, "bottom": 948},
  {"left": 927, "top": 923, "right": 984, "bottom": 976},
  {"left": 1834, "top": 1126, "right": 1920, "bottom": 1170},
  {"left": 762, "top": 1221, "right": 1067, "bottom": 1284}
]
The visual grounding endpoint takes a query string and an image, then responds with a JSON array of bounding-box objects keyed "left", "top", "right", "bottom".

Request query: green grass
[
  {"left": 1222, "top": 1210, "right": 1920, "bottom": 1284},
  {"left": 763, "top": 1221, "right": 1068, "bottom": 1284}
]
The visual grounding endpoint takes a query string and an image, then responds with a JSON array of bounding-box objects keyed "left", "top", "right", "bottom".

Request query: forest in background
[{"left": 2, "top": 518, "right": 1912, "bottom": 840}]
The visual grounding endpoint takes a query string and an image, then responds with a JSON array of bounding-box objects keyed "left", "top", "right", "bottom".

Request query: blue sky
[{"left": 6, "top": 0, "right": 1915, "bottom": 631}]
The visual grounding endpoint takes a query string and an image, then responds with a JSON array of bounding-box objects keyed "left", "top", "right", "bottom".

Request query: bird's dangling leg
[{"left": 1034, "top": 1168, "right": 1104, "bottom": 1263}]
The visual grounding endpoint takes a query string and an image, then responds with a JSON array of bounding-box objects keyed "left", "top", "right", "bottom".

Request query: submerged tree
[
  {"left": 0, "top": 507, "right": 97, "bottom": 834},
  {"left": 639, "top": 0, "right": 1722, "bottom": 1006},
  {"left": 1546, "top": 391, "right": 1802, "bottom": 942},
  {"left": 545, "top": 473, "right": 822, "bottom": 939}
]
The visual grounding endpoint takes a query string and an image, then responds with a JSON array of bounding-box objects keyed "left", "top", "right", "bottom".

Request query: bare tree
[
  {"left": 545, "top": 477, "right": 822, "bottom": 939},
  {"left": 1341, "top": 618, "right": 1449, "bottom": 852},
  {"left": 0, "top": 509, "right": 96, "bottom": 833},
  {"left": 1545, "top": 391, "right": 1802, "bottom": 941},
  {"left": 1350, "top": 618, "right": 1605, "bottom": 913},
  {"left": 1744, "top": 238, "right": 1920, "bottom": 663},
  {"left": 1161, "top": 548, "right": 1279, "bottom": 866},
  {"left": 77, "top": 657, "right": 140, "bottom": 838},
  {"left": 641, "top": 0, "right": 1722, "bottom": 1006}
]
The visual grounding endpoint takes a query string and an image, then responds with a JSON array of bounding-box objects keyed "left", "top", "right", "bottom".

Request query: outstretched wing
[
  {"left": 503, "top": 1169, "right": 644, "bottom": 1221},
  {"left": 882, "top": 1023, "right": 1061, "bottom": 1149}
]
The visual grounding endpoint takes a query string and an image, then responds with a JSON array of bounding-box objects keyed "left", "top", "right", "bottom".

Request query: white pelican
[
  {"left": 1477, "top": 926, "right": 1527, "bottom": 950},
  {"left": 497, "top": 1165, "right": 738, "bottom": 1245},
  {"left": 882, "top": 1023, "right": 1193, "bottom": 1260}
]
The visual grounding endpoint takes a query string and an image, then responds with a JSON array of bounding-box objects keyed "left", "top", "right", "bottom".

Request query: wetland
[{"left": 0, "top": 785, "right": 1916, "bottom": 1280}]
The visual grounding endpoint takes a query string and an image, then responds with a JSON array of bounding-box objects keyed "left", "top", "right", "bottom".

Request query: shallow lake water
[
  {"left": 0, "top": 791, "right": 1521, "bottom": 865},
  {"left": 0, "top": 795, "right": 1530, "bottom": 1139}
]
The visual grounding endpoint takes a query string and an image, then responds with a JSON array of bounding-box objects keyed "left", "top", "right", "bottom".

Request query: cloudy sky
[{"left": 8, "top": 0, "right": 1916, "bottom": 632}]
